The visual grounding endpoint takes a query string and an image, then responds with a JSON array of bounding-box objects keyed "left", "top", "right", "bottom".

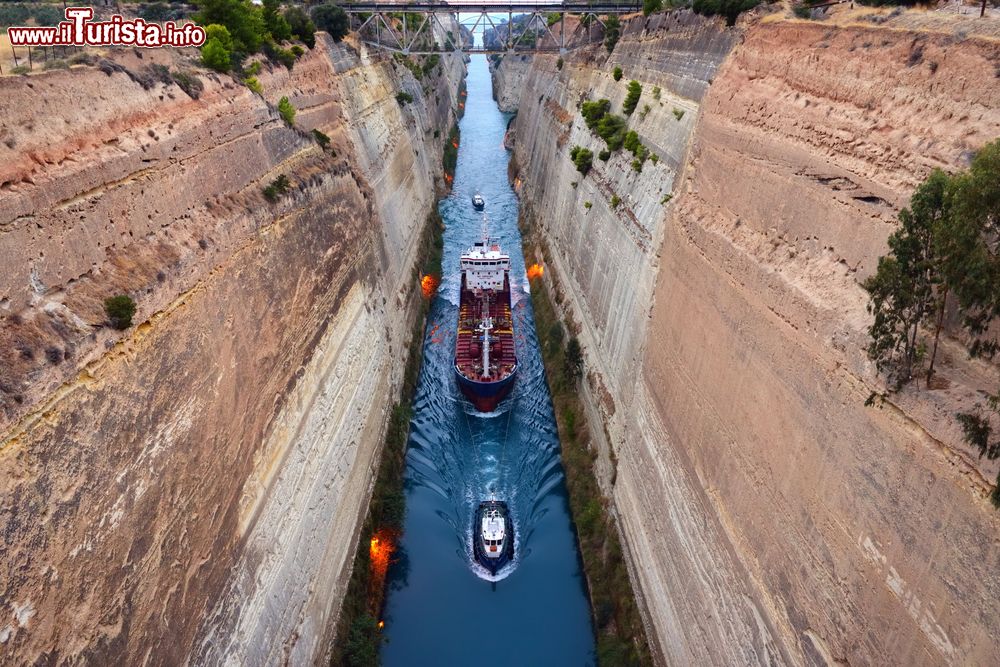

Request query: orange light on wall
[
  {"left": 378, "top": 620, "right": 385, "bottom": 630},
  {"left": 421, "top": 274, "right": 439, "bottom": 299},
  {"left": 527, "top": 263, "right": 544, "bottom": 280}
]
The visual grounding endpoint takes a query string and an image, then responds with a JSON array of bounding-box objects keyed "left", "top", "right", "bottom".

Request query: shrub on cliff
[
  {"left": 596, "top": 114, "right": 627, "bottom": 152},
  {"left": 603, "top": 15, "right": 620, "bottom": 53},
  {"left": 311, "top": 4, "right": 350, "bottom": 42},
  {"left": 556, "top": 57, "right": 564, "bottom": 71},
  {"left": 396, "top": 91, "right": 414, "bottom": 105},
  {"left": 622, "top": 80, "right": 642, "bottom": 116},
  {"left": 643, "top": 0, "right": 664, "bottom": 15},
  {"left": 284, "top": 7, "right": 317, "bottom": 48},
  {"left": 244, "top": 76, "right": 263, "bottom": 95},
  {"left": 312, "top": 129, "right": 331, "bottom": 149},
  {"left": 104, "top": 295, "right": 136, "bottom": 330},
  {"left": 581, "top": 99, "right": 611, "bottom": 131},
  {"left": 171, "top": 70, "right": 204, "bottom": 99},
  {"left": 201, "top": 35, "right": 232, "bottom": 72},
  {"left": 564, "top": 337, "right": 583, "bottom": 383},
  {"left": 277, "top": 96, "right": 296, "bottom": 125},
  {"left": 262, "top": 174, "right": 291, "bottom": 202},
  {"left": 569, "top": 146, "right": 593, "bottom": 176},
  {"left": 612, "top": 66, "right": 622, "bottom": 81}
]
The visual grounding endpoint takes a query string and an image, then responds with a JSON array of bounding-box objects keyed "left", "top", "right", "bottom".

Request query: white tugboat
[
  {"left": 471, "top": 193, "right": 485, "bottom": 210},
  {"left": 473, "top": 498, "right": 514, "bottom": 574}
]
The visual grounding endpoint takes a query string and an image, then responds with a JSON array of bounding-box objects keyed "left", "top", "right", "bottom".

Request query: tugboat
[
  {"left": 471, "top": 193, "right": 485, "bottom": 210},
  {"left": 454, "top": 219, "right": 517, "bottom": 412},
  {"left": 473, "top": 499, "right": 514, "bottom": 574}
]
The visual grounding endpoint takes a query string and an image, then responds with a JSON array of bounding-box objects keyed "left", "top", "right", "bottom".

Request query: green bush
[
  {"left": 311, "top": 4, "right": 349, "bottom": 42},
  {"left": 612, "top": 66, "right": 622, "bottom": 81},
  {"left": 396, "top": 91, "right": 414, "bottom": 105},
  {"left": 556, "top": 57, "right": 564, "bottom": 71},
  {"left": 284, "top": 7, "right": 316, "bottom": 48},
  {"left": 596, "top": 114, "right": 627, "bottom": 152},
  {"left": 623, "top": 80, "right": 642, "bottom": 116},
  {"left": 673, "top": 107, "right": 685, "bottom": 121},
  {"left": 205, "top": 23, "right": 234, "bottom": 51},
  {"left": 643, "top": 0, "right": 664, "bottom": 15},
  {"left": 610, "top": 194, "right": 621, "bottom": 208},
  {"left": 581, "top": 99, "right": 611, "bottom": 131},
  {"left": 652, "top": 85, "right": 661, "bottom": 101},
  {"left": 201, "top": 36, "right": 232, "bottom": 72},
  {"left": 262, "top": 174, "right": 291, "bottom": 202},
  {"left": 569, "top": 146, "right": 593, "bottom": 176},
  {"left": 277, "top": 96, "right": 295, "bottom": 125},
  {"left": 312, "top": 128, "right": 331, "bottom": 149},
  {"left": 584, "top": 201, "right": 593, "bottom": 209},
  {"left": 245, "top": 60, "right": 262, "bottom": 76},
  {"left": 265, "top": 42, "right": 296, "bottom": 69},
  {"left": 623, "top": 130, "right": 641, "bottom": 154},
  {"left": 290, "top": 44, "right": 305, "bottom": 57},
  {"left": 598, "top": 149, "right": 611, "bottom": 162},
  {"left": 105, "top": 295, "right": 136, "bottom": 330},
  {"left": 244, "top": 76, "right": 263, "bottom": 94}
]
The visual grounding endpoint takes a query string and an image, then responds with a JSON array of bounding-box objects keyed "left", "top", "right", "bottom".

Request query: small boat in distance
[
  {"left": 473, "top": 499, "right": 514, "bottom": 574},
  {"left": 454, "top": 220, "right": 517, "bottom": 412},
  {"left": 471, "top": 193, "right": 485, "bottom": 210}
]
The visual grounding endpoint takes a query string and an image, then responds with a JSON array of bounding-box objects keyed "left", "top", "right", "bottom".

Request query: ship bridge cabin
[{"left": 461, "top": 240, "right": 510, "bottom": 292}]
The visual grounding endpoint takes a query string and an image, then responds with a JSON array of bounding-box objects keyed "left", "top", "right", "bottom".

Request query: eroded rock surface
[
  {"left": 511, "top": 8, "right": 1000, "bottom": 665},
  {"left": 0, "top": 34, "right": 464, "bottom": 664}
]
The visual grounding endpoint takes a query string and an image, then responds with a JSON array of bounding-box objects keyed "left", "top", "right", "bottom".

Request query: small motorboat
[
  {"left": 471, "top": 193, "right": 485, "bottom": 210},
  {"left": 473, "top": 499, "right": 514, "bottom": 574}
]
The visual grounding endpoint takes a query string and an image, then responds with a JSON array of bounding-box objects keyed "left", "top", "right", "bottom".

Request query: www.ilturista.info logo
[{"left": 7, "top": 7, "right": 206, "bottom": 48}]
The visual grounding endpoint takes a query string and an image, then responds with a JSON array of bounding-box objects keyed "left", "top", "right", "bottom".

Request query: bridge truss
[{"left": 343, "top": 2, "right": 641, "bottom": 55}]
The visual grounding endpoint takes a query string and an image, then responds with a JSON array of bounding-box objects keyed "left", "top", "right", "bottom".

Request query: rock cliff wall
[
  {"left": 0, "top": 35, "right": 463, "bottom": 664},
  {"left": 508, "top": 8, "right": 1000, "bottom": 665}
]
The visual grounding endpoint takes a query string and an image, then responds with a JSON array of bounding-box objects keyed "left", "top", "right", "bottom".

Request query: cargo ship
[{"left": 454, "top": 223, "right": 517, "bottom": 412}]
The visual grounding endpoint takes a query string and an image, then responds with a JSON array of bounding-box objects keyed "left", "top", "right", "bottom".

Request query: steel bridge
[{"left": 343, "top": 2, "right": 641, "bottom": 55}]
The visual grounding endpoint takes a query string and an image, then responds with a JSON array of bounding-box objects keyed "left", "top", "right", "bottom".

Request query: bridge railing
[{"left": 343, "top": 1, "right": 639, "bottom": 55}]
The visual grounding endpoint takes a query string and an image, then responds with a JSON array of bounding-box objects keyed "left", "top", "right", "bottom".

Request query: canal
[{"left": 380, "top": 55, "right": 596, "bottom": 665}]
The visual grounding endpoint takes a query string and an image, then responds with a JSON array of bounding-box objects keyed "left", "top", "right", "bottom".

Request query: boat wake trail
[{"left": 381, "top": 55, "right": 594, "bottom": 666}]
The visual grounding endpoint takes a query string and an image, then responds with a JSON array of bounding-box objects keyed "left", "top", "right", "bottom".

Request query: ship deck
[{"left": 455, "top": 275, "right": 516, "bottom": 382}]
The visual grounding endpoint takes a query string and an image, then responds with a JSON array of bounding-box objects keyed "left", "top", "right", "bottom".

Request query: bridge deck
[{"left": 342, "top": 2, "right": 640, "bottom": 12}]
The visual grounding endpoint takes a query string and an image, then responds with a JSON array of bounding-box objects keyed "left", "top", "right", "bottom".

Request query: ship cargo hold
[{"left": 454, "top": 228, "right": 517, "bottom": 412}]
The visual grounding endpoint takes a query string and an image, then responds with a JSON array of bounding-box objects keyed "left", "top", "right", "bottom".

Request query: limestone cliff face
[
  {"left": 510, "top": 8, "right": 1000, "bottom": 666},
  {"left": 0, "top": 35, "right": 463, "bottom": 664}
]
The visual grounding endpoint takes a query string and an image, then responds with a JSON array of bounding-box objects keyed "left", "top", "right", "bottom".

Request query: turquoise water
[{"left": 380, "top": 55, "right": 596, "bottom": 666}]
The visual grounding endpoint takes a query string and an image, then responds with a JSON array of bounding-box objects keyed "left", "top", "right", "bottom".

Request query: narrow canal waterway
[{"left": 381, "top": 55, "right": 596, "bottom": 665}]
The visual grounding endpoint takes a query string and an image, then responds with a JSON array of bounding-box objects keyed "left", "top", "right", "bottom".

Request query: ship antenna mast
[{"left": 481, "top": 213, "right": 489, "bottom": 244}]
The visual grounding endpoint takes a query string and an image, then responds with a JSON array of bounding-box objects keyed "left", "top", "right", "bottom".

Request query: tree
[
  {"left": 623, "top": 80, "right": 642, "bottom": 115},
  {"left": 643, "top": 0, "right": 663, "bottom": 16},
  {"left": 284, "top": 7, "right": 316, "bottom": 48},
  {"left": 194, "top": 0, "right": 267, "bottom": 53},
  {"left": 262, "top": 0, "right": 291, "bottom": 42},
  {"left": 603, "top": 16, "right": 620, "bottom": 53},
  {"left": 311, "top": 4, "right": 350, "bottom": 42},
  {"left": 863, "top": 170, "right": 951, "bottom": 390},
  {"left": 104, "top": 295, "right": 136, "bottom": 330},
  {"left": 201, "top": 25, "right": 233, "bottom": 72},
  {"left": 612, "top": 66, "right": 622, "bottom": 81},
  {"left": 570, "top": 146, "right": 593, "bottom": 176}
]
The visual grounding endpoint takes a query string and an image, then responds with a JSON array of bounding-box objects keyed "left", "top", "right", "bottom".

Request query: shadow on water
[{"left": 380, "top": 56, "right": 596, "bottom": 665}]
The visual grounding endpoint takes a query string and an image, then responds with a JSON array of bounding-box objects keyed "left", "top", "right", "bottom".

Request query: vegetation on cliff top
[
  {"left": 194, "top": 0, "right": 327, "bottom": 73},
  {"left": 864, "top": 139, "right": 1000, "bottom": 503},
  {"left": 523, "top": 226, "right": 652, "bottom": 666},
  {"left": 692, "top": 0, "right": 763, "bottom": 26}
]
